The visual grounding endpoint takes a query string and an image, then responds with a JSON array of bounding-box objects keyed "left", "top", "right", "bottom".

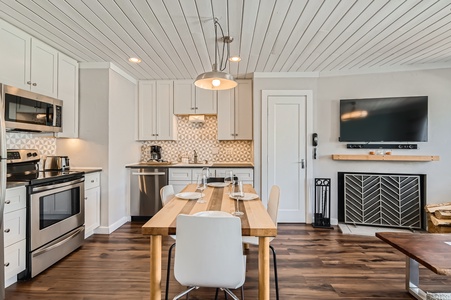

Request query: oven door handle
[
  {"left": 31, "top": 178, "right": 84, "bottom": 193},
  {"left": 33, "top": 226, "right": 84, "bottom": 257},
  {"left": 132, "top": 172, "right": 166, "bottom": 176}
]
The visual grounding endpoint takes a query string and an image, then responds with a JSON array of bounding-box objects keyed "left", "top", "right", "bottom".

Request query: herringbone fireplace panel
[{"left": 344, "top": 174, "right": 422, "bottom": 229}]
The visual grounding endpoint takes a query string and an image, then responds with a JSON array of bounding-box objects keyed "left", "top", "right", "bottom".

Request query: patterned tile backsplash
[
  {"left": 141, "top": 116, "right": 253, "bottom": 163},
  {"left": 5, "top": 116, "right": 253, "bottom": 163},
  {"left": 6, "top": 132, "right": 56, "bottom": 155}
]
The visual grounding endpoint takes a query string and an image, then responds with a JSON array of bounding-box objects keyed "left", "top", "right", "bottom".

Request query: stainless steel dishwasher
[{"left": 130, "top": 168, "right": 168, "bottom": 218}]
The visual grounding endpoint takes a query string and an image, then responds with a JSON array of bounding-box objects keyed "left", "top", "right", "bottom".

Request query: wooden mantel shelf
[{"left": 332, "top": 154, "right": 440, "bottom": 162}]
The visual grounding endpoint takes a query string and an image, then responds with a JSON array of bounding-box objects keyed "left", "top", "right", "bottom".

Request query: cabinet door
[
  {"left": 156, "top": 81, "right": 176, "bottom": 140},
  {"left": 85, "top": 187, "right": 100, "bottom": 238},
  {"left": 0, "top": 20, "right": 31, "bottom": 90},
  {"left": 217, "top": 89, "right": 235, "bottom": 140},
  {"left": 57, "top": 53, "right": 79, "bottom": 138},
  {"left": 30, "top": 38, "right": 58, "bottom": 97},
  {"left": 4, "top": 240, "right": 26, "bottom": 283},
  {"left": 234, "top": 80, "right": 253, "bottom": 140},
  {"left": 173, "top": 80, "right": 195, "bottom": 114},
  {"left": 138, "top": 80, "right": 157, "bottom": 140},
  {"left": 195, "top": 87, "right": 217, "bottom": 114}
]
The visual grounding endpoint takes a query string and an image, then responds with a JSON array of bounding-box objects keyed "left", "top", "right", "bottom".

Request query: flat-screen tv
[{"left": 339, "top": 96, "right": 428, "bottom": 142}]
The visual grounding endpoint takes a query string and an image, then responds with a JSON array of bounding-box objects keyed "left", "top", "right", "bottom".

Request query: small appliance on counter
[
  {"left": 149, "top": 145, "right": 162, "bottom": 161},
  {"left": 43, "top": 155, "right": 70, "bottom": 170},
  {"left": 145, "top": 145, "right": 171, "bottom": 165}
]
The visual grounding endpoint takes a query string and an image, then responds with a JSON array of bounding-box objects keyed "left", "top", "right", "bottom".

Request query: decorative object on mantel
[
  {"left": 332, "top": 154, "right": 439, "bottom": 162},
  {"left": 194, "top": 15, "right": 237, "bottom": 91}
]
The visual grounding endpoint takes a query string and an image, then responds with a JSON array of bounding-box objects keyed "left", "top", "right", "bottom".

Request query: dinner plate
[
  {"left": 207, "top": 182, "right": 229, "bottom": 187},
  {"left": 229, "top": 193, "right": 259, "bottom": 201},
  {"left": 176, "top": 192, "right": 205, "bottom": 200}
]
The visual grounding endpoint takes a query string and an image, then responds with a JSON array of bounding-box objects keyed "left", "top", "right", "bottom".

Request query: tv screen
[{"left": 339, "top": 96, "right": 428, "bottom": 142}]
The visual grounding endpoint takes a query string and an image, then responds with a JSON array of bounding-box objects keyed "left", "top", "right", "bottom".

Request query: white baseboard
[{"left": 93, "top": 216, "right": 129, "bottom": 234}]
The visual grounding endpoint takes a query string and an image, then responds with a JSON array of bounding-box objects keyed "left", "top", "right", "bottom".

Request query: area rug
[
  {"left": 338, "top": 223, "right": 414, "bottom": 236},
  {"left": 427, "top": 293, "right": 451, "bottom": 300}
]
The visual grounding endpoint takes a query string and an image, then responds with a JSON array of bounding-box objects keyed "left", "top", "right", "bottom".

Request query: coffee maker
[{"left": 150, "top": 145, "right": 162, "bottom": 161}]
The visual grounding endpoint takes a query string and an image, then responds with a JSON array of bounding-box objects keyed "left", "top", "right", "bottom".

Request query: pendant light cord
[{"left": 210, "top": 0, "right": 229, "bottom": 72}]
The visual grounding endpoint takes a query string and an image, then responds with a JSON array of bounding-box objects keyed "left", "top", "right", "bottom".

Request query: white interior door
[{"left": 262, "top": 91, "right": 312, "bottom": 223}]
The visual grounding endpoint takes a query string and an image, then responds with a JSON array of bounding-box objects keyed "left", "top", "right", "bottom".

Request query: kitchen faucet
[{"left": 193, "top": 150, "right": 198, "bottom": 164}]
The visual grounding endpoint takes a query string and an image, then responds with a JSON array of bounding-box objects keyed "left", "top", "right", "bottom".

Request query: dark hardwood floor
[{"left": 5, "top": 223, "right": 451, "bottom": 299}]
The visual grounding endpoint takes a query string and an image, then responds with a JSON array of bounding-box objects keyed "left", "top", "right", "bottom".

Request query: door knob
[{"left": 300, "top": 159, "right": 305, "bottom": 169}]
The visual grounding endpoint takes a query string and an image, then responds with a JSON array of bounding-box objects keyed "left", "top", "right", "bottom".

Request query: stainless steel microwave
[{"left": 1, "top": 84, "right": 62, "bottom": 133}]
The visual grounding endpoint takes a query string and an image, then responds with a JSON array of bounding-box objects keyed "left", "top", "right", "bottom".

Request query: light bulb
[{"left": 212, "top": 79, "right": 221, "bottom": 87}]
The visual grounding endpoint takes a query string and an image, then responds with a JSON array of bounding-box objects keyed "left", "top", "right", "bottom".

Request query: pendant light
[{"left": 194, "top": 18, "right": 237, "bottom": 90}]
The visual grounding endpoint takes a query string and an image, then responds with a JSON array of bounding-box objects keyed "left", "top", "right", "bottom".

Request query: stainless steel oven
[
  {"left": 27, "top": 177, "right": 84, "bottom": 278},
  {"left": 7, "top": 149, "right": 85, "bottom": 279}
]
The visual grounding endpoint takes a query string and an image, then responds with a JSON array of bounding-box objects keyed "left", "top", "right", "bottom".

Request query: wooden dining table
[{"left": 142, "top": 183, "right": 277, "bottom": 300}]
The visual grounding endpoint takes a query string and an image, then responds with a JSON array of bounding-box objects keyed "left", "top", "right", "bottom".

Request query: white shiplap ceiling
[{"left": 1, "top": 0, "right": 451, "bottom": 80}]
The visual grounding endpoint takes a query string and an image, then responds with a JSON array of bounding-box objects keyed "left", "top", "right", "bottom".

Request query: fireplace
[{"left": 338, "top": 172, "right": 426, "bottom": 230}]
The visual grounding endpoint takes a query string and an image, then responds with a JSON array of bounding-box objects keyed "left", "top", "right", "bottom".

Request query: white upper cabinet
[
  {"left": 0, "top": 19, "right": 31, "bottom": 90},
  {"left": 217, "top": 80, "right": 253, "bottom": 140},
  {"left": 138, "top": 80, "right": 177, "bottom": 140},
  {"left": 173, "top": 80, "right": 217, "bottom": 114},
  {"left": 0, "top": 19, "right": 58, "bottom": 98},
  {"left": 30, "top": 39, "right": 58, "bottom": 97},
  {"left": 57, "top": 53, "right": 79, "bottom": 138}
]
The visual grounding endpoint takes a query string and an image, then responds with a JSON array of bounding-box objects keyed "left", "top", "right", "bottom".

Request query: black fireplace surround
[{"left": 338, "top": 172, "right": 426, "bottom": 230}]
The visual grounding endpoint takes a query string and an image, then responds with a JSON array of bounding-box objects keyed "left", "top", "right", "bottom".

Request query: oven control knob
[
  {"left": 27, "top": 153, "right": 32, "bottom": 157},
  {"left": 32, "top": 152, "right": 37, "bottom": 157}
]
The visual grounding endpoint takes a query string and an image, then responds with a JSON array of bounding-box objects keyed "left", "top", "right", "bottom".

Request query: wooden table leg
[
  {"left": 150, "top": 235, "right": 162, "bottom": 300},
  {"left": 258, "top": 237, "right": 270, "bottom": 300}
]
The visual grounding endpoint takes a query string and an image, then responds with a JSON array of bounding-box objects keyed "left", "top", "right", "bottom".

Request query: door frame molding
[{"left": 261, "top": 90, "right": 314, "bottom": 223}]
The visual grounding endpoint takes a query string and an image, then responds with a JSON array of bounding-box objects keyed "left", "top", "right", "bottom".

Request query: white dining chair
[
  {"left": 172, "top": 211, "right": 246, "bottom": 300},
  {"left": 241, "top": 185, "right": 280, "bottom": 300},
  {"left": 160, "top": 185, "right": 176, "bottom": 300},
  {"left": 160, "top": 184, "right": 175, "bottom": 206}
]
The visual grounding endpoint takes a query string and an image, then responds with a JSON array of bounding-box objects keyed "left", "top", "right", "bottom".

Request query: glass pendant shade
[{"left": 194, "top": 67, "right": 237, "bottom": 91}]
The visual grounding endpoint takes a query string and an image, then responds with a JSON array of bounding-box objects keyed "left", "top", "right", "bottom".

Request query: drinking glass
[
  {"left": 231, "top": 180, "right": 244, "bottom": 216},
  {"left": 196, "top": 174, "right": 207, "bottom": 203},
  {"left": 224, "top": 170, "right": 233, "bottom": 194}
]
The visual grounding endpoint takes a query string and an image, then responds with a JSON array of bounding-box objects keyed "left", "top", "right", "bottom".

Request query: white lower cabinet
[
  {"left": 169, "top": 168, "right": 195, "bottom": 194},
  {"left": 211, "top": 168, "right": 254, "bottom": 186},
  {"left": 4, "top": 186, "right": 26, "bottom": 287},
  {"left": 169, "top": 168, "right": 254, "bottom": 194},
  {"left": 84, "top": 172, "right": 101, "bottom": 238}
]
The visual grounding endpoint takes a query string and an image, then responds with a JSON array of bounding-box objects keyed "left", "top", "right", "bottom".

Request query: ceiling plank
[
  {"left": 271, "top": 0, "right": 324, "bottom": 72},
  {"left": 244, "top": 0, "right": 276, "bottom": 78},
  {"left": 365, "top": 1, "right": 451, "bottom": 68},
  {"left": 254, "top": 0, "right": 292, "bottom": 73},
  {"left": 236, "top": 0, "right": 259, "bottom": 78},
  {"left": 83, "top": 0, "right": 167, "bottom": 79}
]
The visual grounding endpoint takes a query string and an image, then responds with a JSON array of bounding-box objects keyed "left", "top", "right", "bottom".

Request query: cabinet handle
[
  {"left": 91, "top": 180, "right": 95, "bottom": 183},
  {"left": 156, "top": 134, "right": 159, "bottom": 136},
  {"left": 27, "top": 81, "right": 31, "bottom": 85},
  {"left": 84, "top": 197, "right": 88, "bottom": 200},
  {"left": 4, "top": 228, "right": 10, "bottom": 233},
  {"left": 5, "top": 200, "right": 10, "bottom": 204},
  {"left": 32, "top": 82, "right": 37, "bottom": 86},
  {"left": 191, "top": 107, "right": 195, "bottom": 110},
  {"left": 195, "top": 107, "right": 198, "bottom": 109},
  {"left": 4, "top": 263, "right": 9, "bottom": 267}
]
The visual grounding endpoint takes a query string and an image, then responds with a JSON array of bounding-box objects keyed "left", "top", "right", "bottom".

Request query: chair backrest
[
  {"left": 160, "top": 185, "right": 175, "bottom": 207},
  {"left": 174, "top": 212, "right": 245, "bottom": 289},
  {"left": 267, "top": 185, "right": 280, "bottom": 225}
]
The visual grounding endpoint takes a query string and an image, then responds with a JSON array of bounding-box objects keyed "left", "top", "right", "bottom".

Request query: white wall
[
  {"left": 254, "top": 68, "right": 451, "bottom": 223},
  {"left": 57, "top": 64, "right": 140, "bottom": 233},
  {"left": 317, "top": 68, "right": 451, "bottom": 222},
  {"left": 108, "top": 69, "right": 139, "bottom": 225}
]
